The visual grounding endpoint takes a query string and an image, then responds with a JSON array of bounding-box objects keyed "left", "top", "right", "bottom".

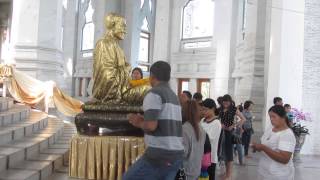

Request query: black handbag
[
  {"left": 175, "top": 168, "right": 186, "bottom": 180},
  {"left": 231, "top": 129, "right": 242, "bottom": 144}
]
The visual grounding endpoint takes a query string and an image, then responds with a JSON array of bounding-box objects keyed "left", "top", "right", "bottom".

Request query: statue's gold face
[{"left": 114, "top": 19, "right": 127, "bottom": 40}]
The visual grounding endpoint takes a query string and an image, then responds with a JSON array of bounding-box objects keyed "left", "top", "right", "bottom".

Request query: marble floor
[{"left": 48, "top": 153, "right": 320, "bottom": 180}]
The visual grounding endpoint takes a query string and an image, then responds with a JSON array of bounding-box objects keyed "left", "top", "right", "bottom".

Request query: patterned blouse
[{"left": 219, "top": 106, "right": 237, "bottom": 127}]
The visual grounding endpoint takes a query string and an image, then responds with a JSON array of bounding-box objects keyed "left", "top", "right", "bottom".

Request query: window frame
[
  {"left": 180, "top": 0, "right": 215, "bottom": 50},
  {"left": 178, "top": 78, "right": 190, "bottom": 95},
  {"left": 138, "top": 27, "right": 151, "bottom": 72},
  {"left": 197, "top": 78, "right": 210, "bottom": 98},
  {"left": 80, "top": 0, "right": 95, "bottom": 52}
]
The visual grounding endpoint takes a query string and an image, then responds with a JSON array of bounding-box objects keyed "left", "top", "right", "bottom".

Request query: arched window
[
  {"left": 138, "top": 17, "right": 151, "bottom": 72},
  {"left": 81, "top": 0, "right": 94, "bottom": 51},
  {"left": 241, "top": 0, "right": 248, "bottom": 40},
  {"left": 181, "top": 0, "right": 214, "bottom": 49},
  {"left": 138, "top": 0, "right": 154, "bottom": 72}
]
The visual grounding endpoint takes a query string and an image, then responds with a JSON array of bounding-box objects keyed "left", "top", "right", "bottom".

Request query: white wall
[
  {"left": 264, "top": 0, "right": 304, "bottom": 129},
  {"left": 301, "top": 0, "right": 320, "bottom": 155}
]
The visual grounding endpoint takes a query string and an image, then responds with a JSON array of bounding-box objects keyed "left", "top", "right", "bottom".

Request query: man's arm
[{"left": 128, "top": 114, "right": 158, "bottom": 132}]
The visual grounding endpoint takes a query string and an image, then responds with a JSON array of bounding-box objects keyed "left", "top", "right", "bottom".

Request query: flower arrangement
[
  {"left": 291, "top": 108, "right": 312, "bottom": 123},
  {"left": 290, "top": 108, "right": 311, "bottom": 137}
]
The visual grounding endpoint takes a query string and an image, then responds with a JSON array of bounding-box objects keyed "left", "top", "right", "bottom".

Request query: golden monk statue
[{"left": 92, "top": 13, "right": 149, "bottom": 105}]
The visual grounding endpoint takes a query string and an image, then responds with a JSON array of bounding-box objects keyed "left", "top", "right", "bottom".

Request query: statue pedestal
[
  {"left": 69, "top": 135, "right": 145, "bottom": 180},
  {"left": 75, "top": 103, "right": 144, "bottom": 136}
]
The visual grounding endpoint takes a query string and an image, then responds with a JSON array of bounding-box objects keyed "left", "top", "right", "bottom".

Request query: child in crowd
[
  {"left": 234, "top": 104, "right": 244, "bottom": 165},
  {"left": 284, "top": 104, "right": 294, "bottom": 127}
]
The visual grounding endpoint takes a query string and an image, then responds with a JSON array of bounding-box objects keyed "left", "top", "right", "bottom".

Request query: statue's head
[{"left": 104, "top": 13, "right": 127, "bottom": 40}]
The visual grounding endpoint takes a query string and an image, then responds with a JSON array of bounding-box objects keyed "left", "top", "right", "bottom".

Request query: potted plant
[{"left": 290, "top": 108, "right": 311, "bottom": 159}]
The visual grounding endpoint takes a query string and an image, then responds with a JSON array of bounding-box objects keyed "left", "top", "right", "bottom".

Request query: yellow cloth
[
  {"left": 69, "top": 135, "right": 145, "bottom": 180},
  {"left": 129, "top": 78, "right": 150, "bottom": 87},
  {"left": 52, "top": 87, "right": 83, "bottom": 116},
  {"left": 0, "top": 64, "right": 83, "bottom": 116}
]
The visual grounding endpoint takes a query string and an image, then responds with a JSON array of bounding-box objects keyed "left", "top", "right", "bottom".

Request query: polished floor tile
[{"left": 48, "top": 153, "right": 320, "bottom": 180}]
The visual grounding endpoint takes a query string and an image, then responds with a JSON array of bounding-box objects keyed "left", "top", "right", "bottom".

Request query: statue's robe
[{"left": 92, "top": 36, "right": 149, "bottom": 105}]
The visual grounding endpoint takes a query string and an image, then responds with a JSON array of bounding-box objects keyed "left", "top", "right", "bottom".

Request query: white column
[
  {"left": 264, "top": 0, "right": 305, "bottom": 129},
  {"left": 213, "top": 0, "right": 235, "bottom": 96},
  {"left": 121, "top": 0, "right": 140, "bottom": 67},
  {"left": 189, "top": 78, "right": 197, "bottom": 94},
  {"left": 81, "top": 78, "right": 88, "bottom": 97},
  {"left": 153, "top": 0, "right": 171, "bottom": 62},
  {"left": 75, "top": 78, "right": 80, "bottom": 96},
  {"left": 10, "top": 0, "right": 65, "bottom": 87},
  {"left": 62, "top": 0, "right": 78, "bottom": 96}
]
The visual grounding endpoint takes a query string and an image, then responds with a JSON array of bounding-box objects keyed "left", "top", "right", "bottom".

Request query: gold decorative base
[
  {"left": 69, "top": 134, "right": 145, "bottom": 180},
  {"left": 82, "top": 102, "right": 143, "bottom": 113}
]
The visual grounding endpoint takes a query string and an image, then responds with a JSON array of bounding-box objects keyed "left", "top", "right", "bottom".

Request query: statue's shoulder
[{"left": 94, "top": 38, "right": 116, "bottom": 51}]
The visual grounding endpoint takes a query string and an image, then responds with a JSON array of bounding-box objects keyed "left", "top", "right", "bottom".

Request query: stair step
[
  {"left": 0, "top": 147, "right": 24, "bottom": 169},
  {"left": 28, "top": 154, "right": 63, "bottom": 171},
  {"left": 0, "top": 102, "right": 78, "bottom": 180},
  {"left": 41, "top": 148, "right": 69, "bottom": 165},
  {"left": 55, "top": 165, "right": 68, "bottom": 173},
  {"left": 0, "top": 110, "right": 48, "bottom": 145},
  {"left": 0, "top": 105, "right": 30, "bottom": 126},
  {"left": 0, "top": 169, "right": 39, "bottom": 180},
  {"left": 49, "top": 144, "right": 69, "bottom": 149},
  {"left": 12, "top": 160, "right": 53, "bottom": 180},
  {"left": 0, "top": 97, "right": 14, "bottom": 112}
]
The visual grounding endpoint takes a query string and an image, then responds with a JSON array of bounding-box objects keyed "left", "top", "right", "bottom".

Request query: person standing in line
[
  {"left": 273, "top": 97, "right": 283, "bottom": 106},
  {"left": 179, "top": 90, "right": 192, "bottom": 105},
  {"left": 124, "top": 61, "right": 184, "bottom": 180},
  {"left": 219, "top": 94, "right": 246, "bottom": 180},
  {"left": 183, "top": 91, "right": 192, "bottom": 100},
  {"left": 200, "top": 98, "right": 222, "bottom": 180},
  {"left": 193, "top": 92, "right": 203, "bottom": 104},
  {"left": 182, "top": 100, "right": 206, "bottom": 180},
  {"left": 216, "top": 96, "right": 223, "bottom": 112},
  {"left": 284, "top": 104, "right": 294, "bottom": 127},
  {"left": 242, "top": 100, "right": 254, "bottom": 158},
  {"left": 234, "top": 104, "right": 245, "bottom": 165},
  {"left": 252, "top": 105, "right": 296, "bottom": 180}
]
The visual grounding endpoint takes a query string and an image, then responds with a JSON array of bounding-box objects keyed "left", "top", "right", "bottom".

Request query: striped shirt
[{"left": 143, "top": 82, "right": 184, "bottom": 165}]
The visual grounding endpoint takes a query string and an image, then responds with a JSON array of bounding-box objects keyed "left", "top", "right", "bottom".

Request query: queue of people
[{"left": 125, "top": 62, "right": 296, "bottom": 180}]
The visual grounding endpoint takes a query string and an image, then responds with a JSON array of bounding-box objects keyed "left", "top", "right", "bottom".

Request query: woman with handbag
[
  {"left": 219, "top": 95, "right": 246, "bottom": 180},
  {"left": 200, "top": 98, "right": 222, "bottom": 180},
  {"left": 181, "top": 100, "right": 207, "bottom": 180}
]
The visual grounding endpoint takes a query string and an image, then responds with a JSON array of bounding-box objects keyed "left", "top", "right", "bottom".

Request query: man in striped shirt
[{"left": 123, "top": 61, "right": 183, "bottom": 180}]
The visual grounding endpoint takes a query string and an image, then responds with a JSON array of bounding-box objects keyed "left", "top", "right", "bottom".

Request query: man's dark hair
[
  {"left": 183, "top": 91, "right": 192, "bottom": 99},
  {"left": 244, "top": 100, "right": 254, "bottom": 110},
  {"left": 193, "top": 92, "right": 203, "bottom": 101},
  {"left": 284, "top": 104, "right": 291, "bottom": 108},
  {"left": 150, "top": 61, "right": 171, "bottom": 82},
  {"left": 273, "top": 97, "right": 283, "bottom": 105}
]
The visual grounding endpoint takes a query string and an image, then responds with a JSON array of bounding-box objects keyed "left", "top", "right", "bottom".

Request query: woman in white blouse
[
  {"left": 200, "top": 98, "right": 222, "bottom": 180},
  {"left": 252, "top": 105, "right": 296, "bottom": 180}
]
